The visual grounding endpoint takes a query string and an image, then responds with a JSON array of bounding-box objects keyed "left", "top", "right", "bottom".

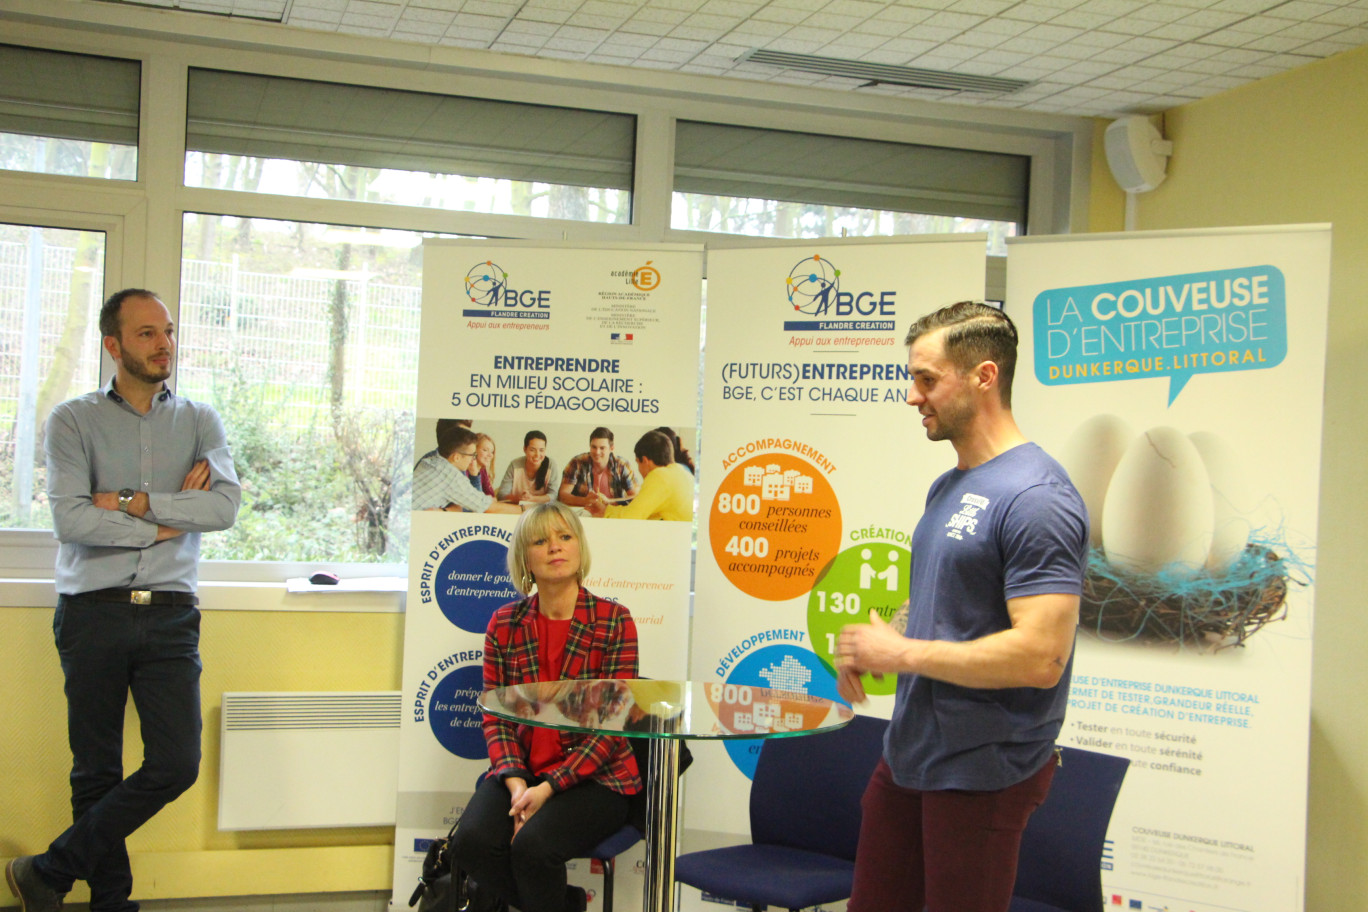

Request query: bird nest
[{"left": 1079, "top": 544, "right": 1290, "bottom": 650}]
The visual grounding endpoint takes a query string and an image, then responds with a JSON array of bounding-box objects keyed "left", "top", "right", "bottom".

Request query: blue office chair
[
  {"left": 674, "top": 714, "right": 888, "bottom": 912},
  {"left": 1009, "top": 746, "right": 1130, "bottom": 912},
  {"left": 582, "top": 822, "right": 642, "bottom": 912}
]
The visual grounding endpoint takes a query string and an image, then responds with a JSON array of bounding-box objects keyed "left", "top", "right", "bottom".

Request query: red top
[{"left": 529, "top": 612, "right": 571, "bottom": 774}]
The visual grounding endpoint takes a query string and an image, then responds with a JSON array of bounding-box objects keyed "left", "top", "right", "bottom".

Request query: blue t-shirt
[{"left": 885, "top": 443, "right": 1089, "bottom": 791}]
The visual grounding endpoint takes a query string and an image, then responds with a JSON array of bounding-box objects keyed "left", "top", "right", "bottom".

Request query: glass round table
[{"left": 479, "top": 679, "right": 855, "bottom": 912}]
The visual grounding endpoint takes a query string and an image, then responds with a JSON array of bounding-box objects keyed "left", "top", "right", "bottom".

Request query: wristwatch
[{"left": 117, "top": 488, "right": 136, "bottom": 513}]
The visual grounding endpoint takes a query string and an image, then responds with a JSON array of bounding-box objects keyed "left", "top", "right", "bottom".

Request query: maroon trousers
[{"left": 847, "top": 755, "right": 1056, "bottom": 912}]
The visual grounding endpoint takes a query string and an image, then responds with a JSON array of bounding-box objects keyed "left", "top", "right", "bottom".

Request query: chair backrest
[
  {"left": 749, "top": 714, "right": 888, "bottom": 860},
  {"left": 1012, "top": 746, "right": 1130, "bottom": 912}
]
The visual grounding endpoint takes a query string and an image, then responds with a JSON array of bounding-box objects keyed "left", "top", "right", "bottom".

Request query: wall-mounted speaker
[{"left": 1105, "top": 116, "right": 1174, "bottom": 193}]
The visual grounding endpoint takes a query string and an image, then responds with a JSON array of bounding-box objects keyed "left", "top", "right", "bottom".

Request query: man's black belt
[{"left": 71, "top": 588, "right": 199, "bottom": 607}]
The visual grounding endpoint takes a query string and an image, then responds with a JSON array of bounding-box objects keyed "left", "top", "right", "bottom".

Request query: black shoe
[
  {"left": 5, "top": 857, "right": 64, "bottom": 912},
  {"left": 565, "top": 885, "right": 587, "bottom": 912},
  {"left": 462, "top": 876, "right": 507, "bottom": 912}
]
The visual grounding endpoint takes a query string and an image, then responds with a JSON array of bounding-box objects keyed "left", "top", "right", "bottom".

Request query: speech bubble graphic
[{"left": 1032, "top": 266, "right": 1287, "bottom": 405}]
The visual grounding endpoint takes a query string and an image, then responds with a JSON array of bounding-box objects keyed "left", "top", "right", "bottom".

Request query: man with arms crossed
[
  {"left": 7, "top": 289, "right": 241, "bottom": 912},
  {"left": 837, "top": 301, "right": 1089, "bottom": 912},
  {"left": 557, "top": 426, "right": 638, "bottom": 508}
]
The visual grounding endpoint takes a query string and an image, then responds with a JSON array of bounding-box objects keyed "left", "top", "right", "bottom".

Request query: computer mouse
[{"left": 309, "top": 571, "right": 340, "bottom": 585}]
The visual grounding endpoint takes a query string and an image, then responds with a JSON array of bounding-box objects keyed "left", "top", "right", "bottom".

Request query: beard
[
  {"left": 924, "top": 397, "right": 974, "bottom": 442},
  {"left": 121, "top": 349, "right": 172, "bottom": 385}
]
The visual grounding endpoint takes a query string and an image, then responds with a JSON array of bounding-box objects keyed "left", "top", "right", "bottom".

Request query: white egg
[
  {"left": 1103, "top": 426, "right": 1214, "bottom": 577},
  {"left": 1189, "top": 430, "right": 1253, "bottom": 573},
  {"left": 1059, "top": 414, "right": 1133, "bottom": 548}
]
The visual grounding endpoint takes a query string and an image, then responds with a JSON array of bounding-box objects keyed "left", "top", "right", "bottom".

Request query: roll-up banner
[
  {"left": 390, "top": 241, "right": 704, "bottom": 910},
  {"left": 684, "top": 236, "right": 988, "bottom": 878},
  {"left": 1008, "top": 225, "right": 1329, "bottom": 912}
]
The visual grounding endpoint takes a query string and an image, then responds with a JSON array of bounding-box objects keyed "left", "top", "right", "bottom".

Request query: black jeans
[
  {"left": 452, "top": 774, "right": 631, "bottom": 912},
  {"left": 34, "top": 596, "right": 203, "bottom": 912}
]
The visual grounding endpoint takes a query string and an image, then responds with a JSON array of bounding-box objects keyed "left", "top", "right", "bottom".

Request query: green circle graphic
[{"left": 807, "top": 542, "right": 911, "bottom": 697}]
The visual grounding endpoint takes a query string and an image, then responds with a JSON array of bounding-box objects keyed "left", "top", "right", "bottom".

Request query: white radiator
[{"left": 218, "top": 691, "right": 402, "bottom": 830}]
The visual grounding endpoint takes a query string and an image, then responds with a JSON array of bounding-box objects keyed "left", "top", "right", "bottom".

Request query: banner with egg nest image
[
  {"left": 1061, "top": 416, "right": 1309, "bottom": 650},
  {"left": 1007, "top": 225, "right": 1329, "bottom": 912}
]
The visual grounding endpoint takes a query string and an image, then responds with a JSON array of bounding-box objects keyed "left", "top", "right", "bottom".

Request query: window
[
  {"left": 0, "top": 45, "right": 138, "bottom": 180},
  {"left": 184, "top": 69, "right": 635, "bottom": 223},
  {"left": 178, "top": 214, "right": 438, "bottom": 563},
  {"left": 672, "top": 121, "right": 1025, "bottom": 254},
  {"left": 0, "top": 222, "right": 107, "bottom": 530}
]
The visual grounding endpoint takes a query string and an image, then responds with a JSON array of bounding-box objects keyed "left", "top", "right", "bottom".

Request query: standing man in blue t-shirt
[{"left": 837, "top": 301, "right": 1089, "bottom": 912}]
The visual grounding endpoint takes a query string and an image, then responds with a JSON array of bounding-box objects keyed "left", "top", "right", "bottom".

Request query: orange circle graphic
[{"left": 709, "top": 451, "right": 841, "bottom": 601}]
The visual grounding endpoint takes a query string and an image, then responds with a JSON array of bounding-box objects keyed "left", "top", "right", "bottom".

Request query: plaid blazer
[{"left": 482, "top": 588, "right": 642, "bottom": 795}]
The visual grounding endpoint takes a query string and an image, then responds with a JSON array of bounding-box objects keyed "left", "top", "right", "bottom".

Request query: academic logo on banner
[
  {"left": 783, "top": 253, "right": 897, "bottom": 333},
  {"left": 1032, "top": 266, "right": 1287, "bottom": 404},
  {"left": 463, "top": 259, "right": 552, "bottom": 320},
  {"left": 610, "top": 259, "right": 662, "bottom": 292}
]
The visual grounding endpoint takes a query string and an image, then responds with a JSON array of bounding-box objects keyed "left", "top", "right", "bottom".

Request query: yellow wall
[
  {"left": 0, "top": 606, "right": 406, "bottom": 901},
  {"left": 1089, "top": 45, "right": 1368, "bottom": 912}
]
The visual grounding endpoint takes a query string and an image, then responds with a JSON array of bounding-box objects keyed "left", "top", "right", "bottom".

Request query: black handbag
[
  {"left": 408, "top": 820, "right": 463, "bottom": 912},
  {"left": 408, "top": 818, "right": 506, "bottom": 912}
]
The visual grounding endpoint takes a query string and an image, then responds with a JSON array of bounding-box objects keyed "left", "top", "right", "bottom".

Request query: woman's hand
[{"left": 509, "top": 781, "right": 553, "bottom": 837}]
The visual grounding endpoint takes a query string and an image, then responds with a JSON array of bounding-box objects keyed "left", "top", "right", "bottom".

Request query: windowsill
[{"left": 0, "top": 577, "right": 405, "bottom": 613}]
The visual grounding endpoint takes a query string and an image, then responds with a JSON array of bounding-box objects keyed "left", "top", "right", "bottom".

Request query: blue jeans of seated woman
[
  {"left": 452, "top": 774, "right": 631, "bottom": 912},
  {"left": 33, "top": 596, "right": 203, "bottom": 912}
]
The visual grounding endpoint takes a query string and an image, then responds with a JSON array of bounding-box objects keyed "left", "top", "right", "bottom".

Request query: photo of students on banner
[{"left": 410, "top": 418, "right": 696, "bottom": 522}]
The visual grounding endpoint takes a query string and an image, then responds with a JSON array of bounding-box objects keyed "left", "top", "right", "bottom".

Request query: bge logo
[
  {"left": 786, "top": 254, "right": 895, "bottom": 317},
  {"left": 464, "top": 260, "right": 551, "bottom": 310}
]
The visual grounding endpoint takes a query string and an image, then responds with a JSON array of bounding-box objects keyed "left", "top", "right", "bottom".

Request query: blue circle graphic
[
  {"left": 721, "top": 644, "right": 846, "bottom": 779},
  {"left": 428, "top": 664, "right": 487, "bottom": 759},
  {"left": 436, "top": 538, "right": 519, "bottom": 633}
]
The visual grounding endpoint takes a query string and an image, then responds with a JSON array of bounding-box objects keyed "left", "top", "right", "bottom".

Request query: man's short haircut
[
  {"left": 99, "top": 288, "right": 161, "bottom": 340},
  {"left": 436, "top": 422, "right": 477, "bottom": 458},
  {"left": 634, "top": 430, "right": 675, "bottom": 467},
  {"left": 590, "top": 426, "right": 614, "bottom": 444},
  {"left": 904, "top": 300, "right": 1018, "bottom": 408},
  {"left": 506, "top": 501, "right": 591, "bottom": 595}
]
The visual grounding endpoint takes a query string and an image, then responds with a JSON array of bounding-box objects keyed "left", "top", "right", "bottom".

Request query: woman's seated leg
[
  {"left": 508, "top": 781, "right": 631, "bottom": 912},
  {"left": 451, "top": 776, "right": 520, "bottom": 906}
]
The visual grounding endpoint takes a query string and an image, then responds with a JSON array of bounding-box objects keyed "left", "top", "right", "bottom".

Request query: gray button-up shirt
[{"left": 45, "top": 379, "right": 242, "bottom": 595}]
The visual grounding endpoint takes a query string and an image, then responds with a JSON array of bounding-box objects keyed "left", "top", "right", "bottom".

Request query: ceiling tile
[
  {"left": 1276, "top": 19, "right": 1344, "bottom": 39},
  {"left": 1175, "top": 8, "right": 1247, "bottom": 27},
  {"left": 566, "top": 13, "right": 622, "bottom": 28},
  {"left": 1021, "top": 22, "right": 1088, "bottom": 41},
  {"left": 1239, "top": 33, "right": 1310, "bottom": 50},
  {"left": 876, "top": 36, "right": 942, "bottom": 54},
  {"left": 998, "top": 4, "right": 1062, "bottom": 23},
  {"left": 1145, "top": 22, "right": 1213, "bottom": 39},
  {"left": 1263, "top": 0, "right": 1339, "bottom": 19},
  {"left": 1051, "top": 9, "right": 1115, "bottom": 28},
  {"left": 950, "top": 0, "right": 1019, "bottom": 13},
  {"left": 1294, "top": 36, "right": 1363, "bottom": 54},
  {"left": 924, "top": 9, "right": 990, "bottom": 29}
]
